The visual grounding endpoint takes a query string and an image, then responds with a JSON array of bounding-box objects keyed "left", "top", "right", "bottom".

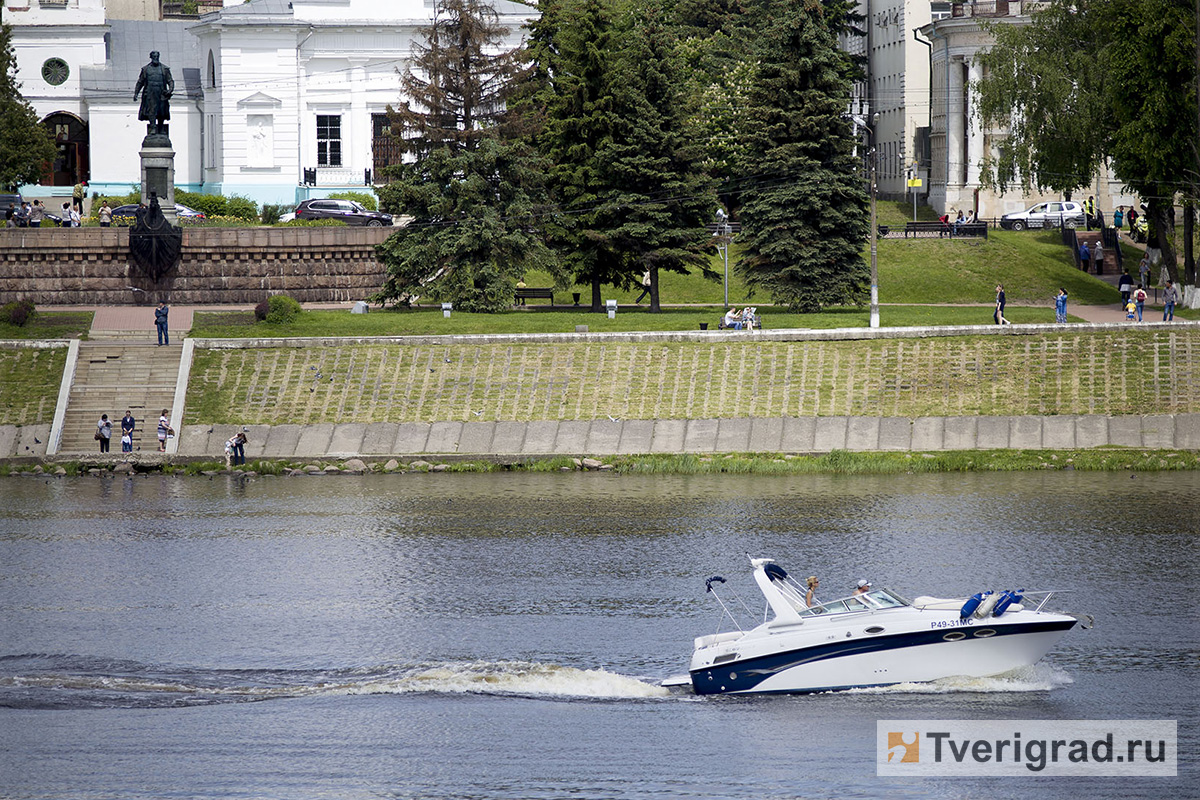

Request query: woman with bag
[
  {"left": 157, "top": 409, "right": 172, "bottom": 451},
  {"left": 96, "top": 414, "right": 112, "bottom": 453}
]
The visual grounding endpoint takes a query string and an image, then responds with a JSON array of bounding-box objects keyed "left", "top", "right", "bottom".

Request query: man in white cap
[{"left": 853, "top": 580, "right": 871, "bottom": 596}]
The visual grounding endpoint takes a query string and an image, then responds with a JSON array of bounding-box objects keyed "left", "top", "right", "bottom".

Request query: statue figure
[{"left": 134, "top": 51, "right": 174, "bottom": 136}]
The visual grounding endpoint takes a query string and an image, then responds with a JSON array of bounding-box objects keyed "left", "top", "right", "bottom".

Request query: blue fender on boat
[
  {"left": 993, "top": 589, "right": 1025, "bottom": 616},
  {"left": 960, "top": 591, "right": 990, "bottom": 619}
]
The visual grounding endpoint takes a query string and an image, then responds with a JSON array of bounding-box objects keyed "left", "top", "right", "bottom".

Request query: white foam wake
[
  {"left": 843, "top": 663, "right": 1074, "bottom": 695},
  {"left": 353, "top": 660, "right": 670, "bottom": 699}
]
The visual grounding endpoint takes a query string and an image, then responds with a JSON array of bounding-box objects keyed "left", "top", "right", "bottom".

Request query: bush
[
  {"left": 328, "top": 191, "right": 377, "bottom": 211},
  {"left": 224, "top": 195, "right": 259, "bottom": 221},
  {"left": 265, "top": 294, "right": 302, "bottom": 325},
  {"left": 1, "top": 299, "right": 36, "bottom": 326},
  {"left": 175, "top": 190, "right": 227, "bottom": 218},
  {"left": 261, "top": 204, "right": 284, "bottom": 225},
  {"left": 281, "top": 218, "right": 349, "bottom": 227},
  {"left": 254, "top": 300, "right": 269, "bottom": 321}
]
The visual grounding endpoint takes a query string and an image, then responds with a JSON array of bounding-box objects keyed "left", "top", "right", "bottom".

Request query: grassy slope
[{"left": 0, "top": 348, "right": 68, "bottom": 425}]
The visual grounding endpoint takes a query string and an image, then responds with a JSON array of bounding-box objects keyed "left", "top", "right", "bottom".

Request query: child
[
  {"left": 1125, "top": 299, "right": 1137, "bottom": 321},
  {"left": 1055, "top": 288, "right": 1068, "bottom": 324}
]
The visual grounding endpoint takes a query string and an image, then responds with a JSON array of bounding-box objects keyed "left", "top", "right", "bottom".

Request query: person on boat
[
  {"left": 805, "top": 576, "right": 820, "bottom": 607},
  {"left": 853, "top": 579, "right": 871, "bottom": 596}
]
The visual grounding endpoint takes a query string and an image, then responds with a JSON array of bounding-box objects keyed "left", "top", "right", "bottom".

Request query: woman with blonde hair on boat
[{"left": 805, "top": 576, "right": 820, "bottom": 608}]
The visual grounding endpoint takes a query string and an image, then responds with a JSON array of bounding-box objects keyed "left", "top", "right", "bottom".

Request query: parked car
[
  {"left": 293, "top": 198, "right": 392, "bottom": 227},
  {"left": 1, "top": 193, "right": 25, "bottom": 220},
  {"left": 1000, "top": 201, "right": 1085, "bottom": 231},
  {"left": 109, "top": 203, "right": 207, "bottom": 224}
]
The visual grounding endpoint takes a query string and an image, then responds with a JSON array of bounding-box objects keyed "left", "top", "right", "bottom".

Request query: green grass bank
[{"left": 184, "top": 328, "right": 1200, "bottom": 426}]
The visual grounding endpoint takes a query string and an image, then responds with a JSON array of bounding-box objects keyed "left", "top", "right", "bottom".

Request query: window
[
  {"left": 42, "top": 58, "right": 69, "bottom": 86},
  {"left": 316, "top": 115, "right": 341, "bottom": 167}
]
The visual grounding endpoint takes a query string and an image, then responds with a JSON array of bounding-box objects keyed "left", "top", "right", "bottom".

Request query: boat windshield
[{"left": 797, "top": 588, "right": 910, "bottom": 617}]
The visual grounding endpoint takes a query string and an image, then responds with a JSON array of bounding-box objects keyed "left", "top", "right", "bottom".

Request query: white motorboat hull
[{"left": 689, "top": 617, "right": 1077, "bottom": 695}]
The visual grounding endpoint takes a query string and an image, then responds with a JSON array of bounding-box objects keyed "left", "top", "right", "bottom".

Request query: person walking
[
  {"left": 635, "top": 270, "right": 651, "bottom": 304},
  {"left": 1055, "top": 288, "right": 1069, "bottom": 324},
  {"left": 1084, "top": 196, "right": 1095, "bottom": 230},
  {"left": 1162, "top": 281, "right": 1178, "bottom": 321},
  {"left": 157, "top": 409, "right": 171, "bottom": 451},
  {"left": 1127, "top": 205, "right": 1138, "bottom": 235},
  {"left": 98, "top": 201, "right": 112, "bottom": 227},
  {"left": 1113, "top": 206, "right": 1124, "bottom": 230},
  {"left": 1118, "top": 269, "right": 1133, "bottom": 305},
  {"left": 96, "top": 414, "right": 112, "bottom": 453},
  {"left": 154, "top": 301, "right": 169, "bottom": 346},
  {"left": 994, "top": 284, "right": 1010, "bottom": 325},
  {"left": 1092, "top": 239, "right": 1104, "bottom": 274},
  {"left": 1078, "top": 240, "right": 1090, "bottom": 271},
  {"left": 72, "top": 182, "right": 85, "bottom": 214},
  {"left": 1133, "top": 284, "right": 1148, "bottom": 322},
  {"left": 121, "top": 410, "right": 136, "bottom": 452},
  {"left": 1139, "top": 255, "right": 1151, "bottom": 290}
]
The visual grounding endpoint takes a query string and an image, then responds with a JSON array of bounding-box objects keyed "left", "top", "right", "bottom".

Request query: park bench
[
  {"left": 514, "top": 287, "right": 554, "bottom": 305},
  {"left": 903, "top": 221, "right": 988, "bottom": 239}
]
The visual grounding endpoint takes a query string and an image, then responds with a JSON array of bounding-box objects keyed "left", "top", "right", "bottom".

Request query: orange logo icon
[{"left": 887, "top": 731, "right": 920, "bottom": 763}]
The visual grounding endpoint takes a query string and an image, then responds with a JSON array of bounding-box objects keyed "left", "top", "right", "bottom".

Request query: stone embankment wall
[{"left": 0, "top": 227, "right": 390, "bottom": 305}]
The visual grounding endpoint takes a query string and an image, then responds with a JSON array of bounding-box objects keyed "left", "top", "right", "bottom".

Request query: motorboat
[{"left": 665, "top": 557, "right": 1088, "bottom": 695}]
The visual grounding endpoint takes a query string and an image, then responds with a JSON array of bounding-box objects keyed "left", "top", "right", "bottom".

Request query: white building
[
  {"left": 6, "top": 0, "right": 533, "bottom": 206},
  {"left": 918, "top": 1, "right": 1132, "bottom": 218}
]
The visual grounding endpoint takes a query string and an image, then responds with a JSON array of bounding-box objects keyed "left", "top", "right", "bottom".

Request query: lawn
[
  {"left": 190, "top": 303, "right": 1080, "bottom": 339},
  {"left": 0, "top": 311, "right": 93, "bottom": 340}
]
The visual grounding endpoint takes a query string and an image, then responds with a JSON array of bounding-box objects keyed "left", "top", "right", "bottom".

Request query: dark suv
[
  {"left": 1, "top": 194, "right": 25, "bottom": 224},
  {"left": 294, "top": 198, "right": 392, "bottom": 227}
]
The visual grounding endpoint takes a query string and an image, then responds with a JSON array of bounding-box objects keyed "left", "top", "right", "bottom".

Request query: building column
[
  {"left": 966, "top": 57, "right": 984, "bottom": 189},
  {"left": 348, "top": 60, "right": 368, "bottom": 185},
  {"left": 946, "top": 56, "right": 965, "bottom": 188}
]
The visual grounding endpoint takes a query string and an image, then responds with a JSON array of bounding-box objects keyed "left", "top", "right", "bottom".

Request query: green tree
[
  {"left": 374, "top": 0, "right": 550, "bottom": 312},
  {"left": 976, "top": 0, "right": 1198, "bottom": 287},
  {"left": 596, "top": 2, "right": 717, "bottom": 312},
  {"left": 535, "top": 0, "right": 624, "bottom": 311},
  {"left": 0, "top": 23, "right": 56, "bottom": 191},
  {"left": 733, "top": 0, "right": 869, "bottom": 312}
]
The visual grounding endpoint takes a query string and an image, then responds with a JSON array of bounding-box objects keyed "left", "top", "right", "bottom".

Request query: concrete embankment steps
[{"left": 58, "top": 342, "right": 181, "bottom": 453}]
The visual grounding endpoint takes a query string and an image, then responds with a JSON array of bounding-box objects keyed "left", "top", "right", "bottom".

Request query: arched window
[{"left": 207, "top": 50, "right": 216, "bottom": 89}]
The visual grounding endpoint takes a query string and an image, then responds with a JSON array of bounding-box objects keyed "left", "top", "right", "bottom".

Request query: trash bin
[
  {"left": 441, "top": 302, "right": 453, "bottom": 318},
  {"left": 699, "top": 322, "right": 708, "bottom": 330}
]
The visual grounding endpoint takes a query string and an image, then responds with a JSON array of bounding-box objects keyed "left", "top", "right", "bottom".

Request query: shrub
[
  {"left": 1, "top": 299, "right": 36, "bottom": 326},
  {"left": 261, "top": 204, "right": 284, "bottom": 225},
  {"left": 265, "top": 294, "right": 302, "bottom": 325},
  {"left": 175, "top": 190, "right": 227, "bottom": 218},
  {"left": 328, "top": 191, "right": 377, "bottom": 211},
  {"left": 254, "top": 300, "right": 269, "bottom": 321},
  {"left": 224, "top": 195, "right": 259, "bottom": 221},
  {"left": 282, "top": 218, "right": 348, "bottom": 227}
]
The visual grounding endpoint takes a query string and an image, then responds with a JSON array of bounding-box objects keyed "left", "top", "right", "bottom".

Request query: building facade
[{"left": 6, "top": 0, "right": 533, "bottom": 206}]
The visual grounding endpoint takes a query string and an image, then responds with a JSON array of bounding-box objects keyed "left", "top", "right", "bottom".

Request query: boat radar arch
[{"left": 750, "top": 557, "right": 806, "bottom": 625}]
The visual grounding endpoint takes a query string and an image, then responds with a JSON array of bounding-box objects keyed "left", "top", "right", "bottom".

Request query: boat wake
[
  {"left": 843, "top": 663, "right": 1074, "bottom": 695},
  {"left": 0, "top": 654, "right": 668, "bottom": 710}
]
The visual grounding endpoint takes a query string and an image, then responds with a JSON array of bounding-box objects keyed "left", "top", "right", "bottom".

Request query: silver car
[{"left": 1000, "top": 201, "right": 1085, "bottom": 231}]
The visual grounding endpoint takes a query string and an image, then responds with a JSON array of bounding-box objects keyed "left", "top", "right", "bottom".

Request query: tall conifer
[{"left": 733, "top": 0, "right": 868, "bottom": 312}]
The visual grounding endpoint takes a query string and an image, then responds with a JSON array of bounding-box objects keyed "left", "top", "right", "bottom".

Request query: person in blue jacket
[{"left": 1055, "top": 288, "right": 1068, "bottom": 324}]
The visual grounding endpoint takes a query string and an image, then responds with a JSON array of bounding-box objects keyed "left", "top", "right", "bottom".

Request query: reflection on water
[{"left": 0, "top": 470, "right": 1196, "bottom": 799}]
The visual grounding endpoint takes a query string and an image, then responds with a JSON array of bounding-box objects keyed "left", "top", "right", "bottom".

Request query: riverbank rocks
[
  {"left": 343, "top": 459, "right": 367, "bottom": 474},
  {"left": 113, "top": 463, "right": 134, "bottom": 474},
  {"left": 383, "top": 459, "right": 400, "bottom": 472},
  {"left": 581, "top": 458, "right": 604, "bottom": 469},
  {"left": 303, "top": 464, "right": 323, "bottom": 473},
  {"left": 410, "top": 460, "right": 433, "bottom": 470}
]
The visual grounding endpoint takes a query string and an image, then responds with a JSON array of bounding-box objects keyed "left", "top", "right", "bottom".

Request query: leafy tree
[
  {"left": 0, "top": 23, "right": 56, "bottom": 191},
  {"left": 976, "top": 0, "right": 1198, "bottom": 287},
  {"left": 732, "top": 0, "right": 869, "bottom": 312},
  {"left": 375, "top": 0, "right": 551, "bottom": 312}
]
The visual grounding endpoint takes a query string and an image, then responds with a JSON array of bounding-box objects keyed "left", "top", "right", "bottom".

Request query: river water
[{"left": 0, "top": 470, "right": 1196, "bottom": 799}]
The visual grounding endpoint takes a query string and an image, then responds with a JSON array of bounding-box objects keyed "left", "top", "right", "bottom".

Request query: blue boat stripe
[{"left": 691, "top": 619, "right": 1076, "bottom": 694}]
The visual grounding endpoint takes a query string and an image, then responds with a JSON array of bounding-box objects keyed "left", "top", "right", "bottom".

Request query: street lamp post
[
  {"left": 853, "top": 112, "right": 881, "bottom": 329},
  {"left": 716, "top": 207, "right": 731, "bottom": 310}
]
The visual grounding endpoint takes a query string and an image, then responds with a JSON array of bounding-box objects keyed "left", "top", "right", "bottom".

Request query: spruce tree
[
  {"left": 599, "top": 3, "right": 717, "bottom": 312},
  {"left": 374, "top": 0, "right": 550, "bottom": 312},
  {"left": 733, "top": 0, "right": 869, "bottom": 312},
  {"left": 0, "top": 24, "right": 56, "bottom": 191}
]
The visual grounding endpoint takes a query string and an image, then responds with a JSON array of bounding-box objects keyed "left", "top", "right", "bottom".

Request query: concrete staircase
[{"left": 58, "top": 342, "right": 181, "bottom": 454}]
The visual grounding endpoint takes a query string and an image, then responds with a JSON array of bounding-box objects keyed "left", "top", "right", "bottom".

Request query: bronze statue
[{"left": 134, "top": 51, "right": 174, "bottom": 136}]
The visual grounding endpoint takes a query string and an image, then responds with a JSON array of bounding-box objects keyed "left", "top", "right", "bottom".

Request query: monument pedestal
[{"left": 140, "top": 132, "right": 177, "bottom": 224}]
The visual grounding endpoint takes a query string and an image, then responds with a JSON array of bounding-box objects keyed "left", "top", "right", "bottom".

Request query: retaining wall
[{"left": 0, "top": 226, "right": 390, "bottom": 305}]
